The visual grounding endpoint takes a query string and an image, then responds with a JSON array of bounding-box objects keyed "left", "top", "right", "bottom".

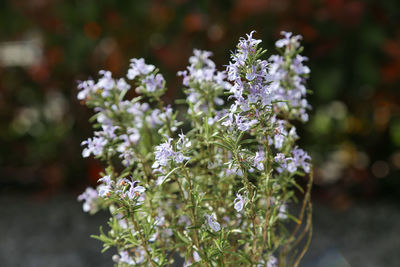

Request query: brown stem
[
  {"left": 281, "top": 167, "right": 313, "bottom": 262},
  {"left": 293, "top": 202, "right": 313, "bottom": 267}
]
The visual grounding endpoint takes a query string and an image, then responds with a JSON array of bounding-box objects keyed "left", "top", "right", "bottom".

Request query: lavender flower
[
  {"left": 205, "top": 213, "right": 221, "bottom": 232},
  {"left": 119, "top": 251, "right": 135, "bottom": 265},
  {"left": 152, "top": 135, "right": 189, "bottom": 170},
  {"left": 139, "top": 73, "right": 165, "bottom": 94},
  {"left": 97, "top": 184, "right": 111, "bottom": 198},
  {"left": 77, "top": 187, "right": 98, "bottom": 212},
  {"left": 253, "top": 150, "right": 265, "bottom": 171},
  {"left": 127, "top": 58, "right": 155, "bottom": 80},
  {"left": 234, "top": 193, "right": 245, "bottom": 212},
  {"left": 81, "top": 136, "right": 107, "bottom": 158},
  {"left": 152, "top": 137, "right": 175, "bottom": 168},
  {"left": 193, "top": 251, "right": 201, "bottom": 262},
  {"left": 127, "top": 180, "right": 146, "bottom": 203},
  {"left": 98, "top": 174, "right": 112, "bottom": 186},
  {"left": 269, "top": 31, "right": 311, "bottom": 121},
  {"left": 179, "top": 49, "right": 230, "bottom": 115},
  {"left": 77, "top": 79, "right": 95, "bottom": 100},
  {"left": 274, "top": 147, "right": 311, "bottom": 174},
  {"left": 273, "top": 120, "right": 288, "bottom": 150},
  {"left": 291, "top": 146, "right": 311, "bottom": 173}
]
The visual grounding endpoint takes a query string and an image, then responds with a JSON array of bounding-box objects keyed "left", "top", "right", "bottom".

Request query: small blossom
[
  {"left": 81, "top": 136, "right": 107, "bottom": 158},
  {"left": 234, "top": 193, "right": 245, "bottom": 212},
  {"left": 98, "top": 174, "right": 112, "bottom": 186},
  {"left": 139, "top": 73, "right": 165, "bottom": 94},
  {"left": 77, "top": 79, "right": 95, "bottom": 100},
  {"left": 127, "top": 180, "right": 146, "bottom": 204},
  {"left": 97, "top": 184, "right": 111, "bottom": 198},
  {"left": 77, "top": 187, "right": 98, "bottom": 212},
  {"left": 205, "top": 213, "right": 221, "bottom": 232},
  {"left": 278, "top": 203, "right": 288, "bottom": 220},
  {"left": 291, "top": 146, "right": 311, "bottom": 173},
  {"left": 253, "top": 150, "right": 265, "bottom": 171},
  {"left": 152, "top": 137, "right": 175, "bottom": 168},
  {"left": 152, "top": 136, "right": 189, "bottom": 170},
  {"left": 257, "top": 255, "right": 278, "bottom": 267},
  {"left": 193, "top": 251, "right": 201, "bottom": 262},
  {"left": 127, "top": 58, "right": 155, "bottom": 80}
]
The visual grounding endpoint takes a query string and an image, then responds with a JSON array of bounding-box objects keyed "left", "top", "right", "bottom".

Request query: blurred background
[{"left": 0, "top": 0, "right": 399, "bottom": 266}]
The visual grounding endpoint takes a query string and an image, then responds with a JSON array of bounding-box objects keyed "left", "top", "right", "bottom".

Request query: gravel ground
[{"left": 1, "top": 194, "right": 399, "bottom": 267}]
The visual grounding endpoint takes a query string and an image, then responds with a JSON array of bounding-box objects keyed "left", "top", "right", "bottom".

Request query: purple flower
[
  {"left": 177, "top": 131, "right": 191, "bottom": 150},
  {"left": 97, "top": 184, "right": 111, "bottom": 198},
  {"left": 234, "top": 194, "right": 245, "bottom": 212},
  {"left": 114, "top": 213, "right": 128, "bottom": 229},
  {"left": 193, "top": 251, "right": 201, "bottom": 262},
  {"left": 275, "top": 31, "right": 292, "bottom": 48},
  {"left": 291, "top": 146, "right": 311, "bottom": 173},
  {"left": 101, "top": 125, "right": 118, "bottom": 139},
  {"left": 235, "top": 114, "right": 258, "bottom": 131},
  {"left": 127, "top": 180, "right": 146, "bottom": 203},
  {"left": 127, "top": 58, "right": 155, "bottom": 80},
  {"left": 116, "top": 78, "right": 131, "bottom": 91},
  {"left": 245, "top": 64, "right": 258, "bottom": 81},
  {"left": 205, "top": 213, "right": 221, "bottom": 232},
  {"left": 98, "top": 175, "right": 112, "bottom": 186},
  {"left": 97, "top": 70, "right": 115, "bottom": 92},
  {"left": 119, "top": 249, "right": 145, "bottom": 265},
  {"left": 268, "top": 31, "right": 311, "bottom": 121},
  {"left": 81, "top": 136, "right": 107, "bottom": 158},
  {"left": 237, "top": 31, "right": 262, "bottom": 57},
  {"left": 178, "top": 49, "right": 230, "bottom": 115},
  {"left": 77, "top": 187, "right": 98, "bottom": 212},
  {"left": 274, "top": 120, "right": 288, "bottom": 149},
  {"left": 142, "top": 73, "right": 165, "bottom": 93},
  {"left": 275, "top": 31, "right": 301, "bottom": 49},
  {"left": 253, "top": 150, "right": 265, "bottom": 171},
  {"left": 274, "top": 147, "right": 311, "bottom": 174},
  {"left": 77, "top": 79, "right": 95, "bottom": 100},
  {"left": 152, "top": 136, "right": 189, "bottom": 170},
  {"left": 152, "top": 137, "right": 175, "bottom": 168},
  {"left": 119, "top": 251, "right": 135, "bottom": 265}
]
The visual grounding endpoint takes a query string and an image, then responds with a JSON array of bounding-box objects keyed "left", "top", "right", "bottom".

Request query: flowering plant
[{"left": 78, "top": 31, "right": 313, "bottom": 267}]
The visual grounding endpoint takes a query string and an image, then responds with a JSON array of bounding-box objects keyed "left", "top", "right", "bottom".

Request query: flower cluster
[
  {"left": 78, "top": 31, "right": 313, "bottom": 267},
  {"left": 127, "top": 58, "right": 166, "bottom": 96},
  {"left": 269, "top": 32, "right": 311, "bottom": 121},
  {"left": 178, "top": 49, "right": 230, "bottom": 115},
  {"left": 275, "top": 147, "right": 311, "bottom": 174}
]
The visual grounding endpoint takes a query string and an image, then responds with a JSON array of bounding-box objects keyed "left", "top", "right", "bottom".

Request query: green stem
[
  {"left": 235, "top": 152, "right": 259, "bottom": 264},
  {"left": 130, "top": 214, "right": 157, "bottom": 267},
  {"left": 181, "top": 164, "right": 209, "bottom": 267}
]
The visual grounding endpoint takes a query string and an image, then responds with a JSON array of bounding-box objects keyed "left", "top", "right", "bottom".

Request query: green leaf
[
  {"left": 160, "top": 166, "right": 181, "bottom": 185},
  {"left": 210, "top": 141, "right": 231, "bottom": 151}
]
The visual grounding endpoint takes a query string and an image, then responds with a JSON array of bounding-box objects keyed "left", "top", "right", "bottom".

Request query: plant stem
[
  {"left": 130, "top": 213, "right": 157, "bottom": 267},
  {"left": 182, "top": 166, "right": 201, "bottom": 245},
  {"left": 235, "top": 152, "right": 259, "bottom": 264}
]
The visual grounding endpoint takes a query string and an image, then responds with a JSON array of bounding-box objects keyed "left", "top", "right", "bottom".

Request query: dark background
[{"left": 0, "top": 0, "right": 399, "bottom": 266}]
